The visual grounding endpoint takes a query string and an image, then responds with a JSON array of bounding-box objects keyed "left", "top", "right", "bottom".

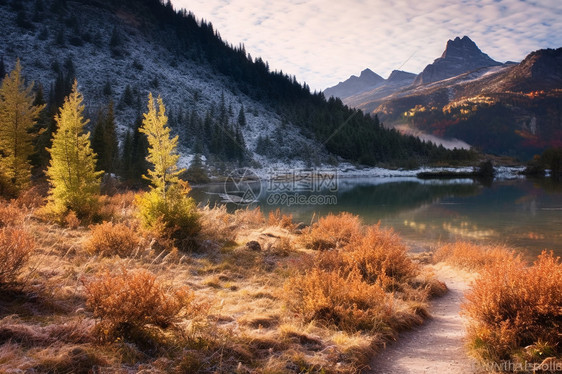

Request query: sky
[{"left": 171, "top": 0, "right": 562, "bottom": 91}]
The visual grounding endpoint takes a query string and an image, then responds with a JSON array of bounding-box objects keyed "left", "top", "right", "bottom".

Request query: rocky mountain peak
[
  {"left": 442, "top": 36, "right": 482, "bottom": 59},
  {"left": 413, "top": 36, "right": 501, "bottom": 85}
]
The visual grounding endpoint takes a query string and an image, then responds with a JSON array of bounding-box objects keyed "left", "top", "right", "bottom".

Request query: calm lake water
[{"left": 191, "top": 177, "right": 562, "bottom": 258}]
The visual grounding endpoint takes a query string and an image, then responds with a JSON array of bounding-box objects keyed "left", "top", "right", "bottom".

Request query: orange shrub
[
  {"left": 84, "top": 222, "right": 139, "bottom": 257},
  {"left": 84, "top": 268, "right": 193, "bottom": 339},
  {"left": 346, "top": 224, "right": 417, "bottom": 288},
  {"left": 433, "top": 241, "right": 515, "bottom": 270},
  {"left": 267, "top": 208, "right": 295, "bottom": 230},
  {"left": 462, "top": 251, "right": 562, "bottom": 363},
  {"left": 0, "top": 202, "right": 24, "bottom": 227},
  {"left": 315, "top": 224, "right": 418, "bottom": 291},
  {"left": 285, "top": 267, "right": 393, "bottom": 332},
  {"left": 98, "top": 191, "right": 137, "bottom": 221},
  {"left": 13, "top": 187, "right": 45, "bottom": 209},
  {"left": 0, "top": 227, "right": 35, "bottom": 286},
  {"left": 301, "top": 212, "right": 362, "bottom": 250},
  {"left": 64, "top": 210, "right": 81, "bottom": 229}
]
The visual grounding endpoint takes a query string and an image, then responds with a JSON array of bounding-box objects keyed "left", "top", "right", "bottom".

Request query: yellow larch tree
[{"left": 0, "top": 59, "right": 45, "bottom": 193}]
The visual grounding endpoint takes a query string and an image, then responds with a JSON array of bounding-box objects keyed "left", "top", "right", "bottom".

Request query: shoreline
[{"left": 193, "top": 165, "right": 527, "bottom": 186}]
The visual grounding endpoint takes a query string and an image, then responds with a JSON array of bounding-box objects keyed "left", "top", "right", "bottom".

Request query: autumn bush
[
  {"left": 434, "top": 241, "right": 515, "bottom": 270},
  {"left": 0, "top": 200, "right": 24, "bottom": 227},
  {"left": 98, "top": 191, "right": 137, "bottom": 222},
  {"left": 285, "top": 267, "right": 393, "bottom": 333},
  {"left": 462, "top": 251, "right": 562, "bottom": 364},
  {"left": 267, "top": 208, "right": 295, "bottom": 230},
  {"left": 84, "top": 268, "right": 193, "bottom": 339},
  {"left": 84, "top": 221, "right": 139, "bottom": 257},
  {"left": 339, "top": 224, "right": 418, "bottom": 290},
  {"left": 301, "top": 212, "right": 363, "bottom": 250},
  {"left": 0, "top": 227, "right": 35, "bottom": 286},
  {"left": 287, "top": 218, "right": 427, "bottom": 334}
]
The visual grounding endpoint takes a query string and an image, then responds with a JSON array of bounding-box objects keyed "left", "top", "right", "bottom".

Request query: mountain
[
  {"left": 413, "top": 36, "right": 502, "bottom": 85},
  {"left": 325, "top": 35, "right": 561, "bottom": 160},
  {"left": 323, "top": 68, "right": 384, "bottom": 99},
  {"left": 375, "top": 48, "right": 562, "bottom": 159},
  {"left": 0, "top": 0, "right": 466, "bottom": 172}
]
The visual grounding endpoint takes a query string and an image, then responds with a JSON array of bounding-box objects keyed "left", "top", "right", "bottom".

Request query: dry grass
[
  {"left": 267, "top": 208, "right": 296, "bottom": 230},
  {"left": 198, "top": 204, "right": 238, "bottom": 245},
  {"left": 98, "top": 191, "right": 137, "bottom": 222},
  {"left": 433, "top": 241, "right": 516, "bottom": 271},
  {"left": 1, "top": 194, "right": 449, "bottom": 373},
  {"left": 83, "top": 268, "right": 194, "bottom": 340},
  {"left": 84, "top": 221, "right": 140, "bottom": 257},
  {"left": 234, "top": 206, "right": 266, "bottom": 228},
  {"left": 462, "top": 251, "right": 562, "bottom": 365},
  {"left": 0, "top": 227, "right": 35, "bottom": 287},
  {"left": 301, "top": 212, "right": 363, "bottom": 250}
]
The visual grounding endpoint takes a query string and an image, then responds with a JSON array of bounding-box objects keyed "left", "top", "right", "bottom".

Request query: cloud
[{"left": 171, "top": 0, "right": 562, "bottom": 91}]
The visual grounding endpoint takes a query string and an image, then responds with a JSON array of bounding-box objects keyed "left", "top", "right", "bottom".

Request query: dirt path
[{"left": 368, "top": 264, "right": 478, "bottom": 374}]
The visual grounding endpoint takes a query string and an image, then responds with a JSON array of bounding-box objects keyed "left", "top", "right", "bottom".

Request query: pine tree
[
  {"left": 0, "top": 56, "right": 5, "bottom": 79},
  {"left": 92, "top": 101, "right": 118, "bottom": 174},
  {"left": 0, "top": 60, "right": 45, "bottom": 193},
  {"left": 135, "top": 93, "right": 199, "bottom": 238},
  {"left": 185, "top": 153, "right": 209, "bottom": 184},
  {"left": 46, "top": 81, "right": 102, "bottom": 219},
  {"left": 120, "top": 129, "right": 133, "bottom": 180},
  {"left": 237, "top": 105, "right": 246, "bottom": 127},
  {"left": 130, "top": 115, "right": 149, "bottom": 183}
]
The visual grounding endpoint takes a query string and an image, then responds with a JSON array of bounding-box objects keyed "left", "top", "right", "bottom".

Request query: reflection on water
[{"left": 191, "top": 178, "right": 562, "bottom": 257}]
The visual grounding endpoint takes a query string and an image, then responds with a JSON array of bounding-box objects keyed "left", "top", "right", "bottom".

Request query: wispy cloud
[{"left": 171, "top": 0, "right": 562, "bottom": 90}]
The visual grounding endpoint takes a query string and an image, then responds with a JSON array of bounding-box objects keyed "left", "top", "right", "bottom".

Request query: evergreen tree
[
  {"left": 237, "top": 105, "right": 246, "bottom": 127},
  {"left": 0, "top": 60, "right": 45, "bottom": 193},
  {"left": 0, "top": 56, "right": 5, "bottom": 79},
  {"left": 124, "top": 115, "right": 149, "bottom": 184},
  {"left": 91, "top": 112, "right": 105, "bottom": 170},
  {"left": 102, "top": 81, "right": 112, "bottom": 97},
  {"left": 121, "top": 84, "right": 134, "bottom": 107},
  {"left": 185, "top": 153, "right": 209, "bottom": 184},
  {"left": 120, "top": 129, "right": 133, "bottom": 180},
  {"left": 135, "top": 93, "right": 199, "bottom": 237},
  {"left": 92, "top": 101, "right": 119, "bottom": 174},
  {"left": 46, "top": 81, "right": 102, "bottom": 218},
  {"left": 30, "top": 83, "right": 50, "bottom": 167}
]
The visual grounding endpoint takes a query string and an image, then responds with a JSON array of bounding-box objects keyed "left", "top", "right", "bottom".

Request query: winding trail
[{"left": 369, "top": 264, "right": 479, "bottom": 374}]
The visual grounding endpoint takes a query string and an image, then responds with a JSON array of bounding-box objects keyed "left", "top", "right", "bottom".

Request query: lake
[{"left": 191, "top": 176, "right": 562, "bottom": 258}]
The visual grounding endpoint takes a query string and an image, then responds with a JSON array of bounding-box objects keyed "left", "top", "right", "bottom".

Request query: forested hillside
[{"left": 0, "top": 0, "right": 475, "bottom": 180}]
